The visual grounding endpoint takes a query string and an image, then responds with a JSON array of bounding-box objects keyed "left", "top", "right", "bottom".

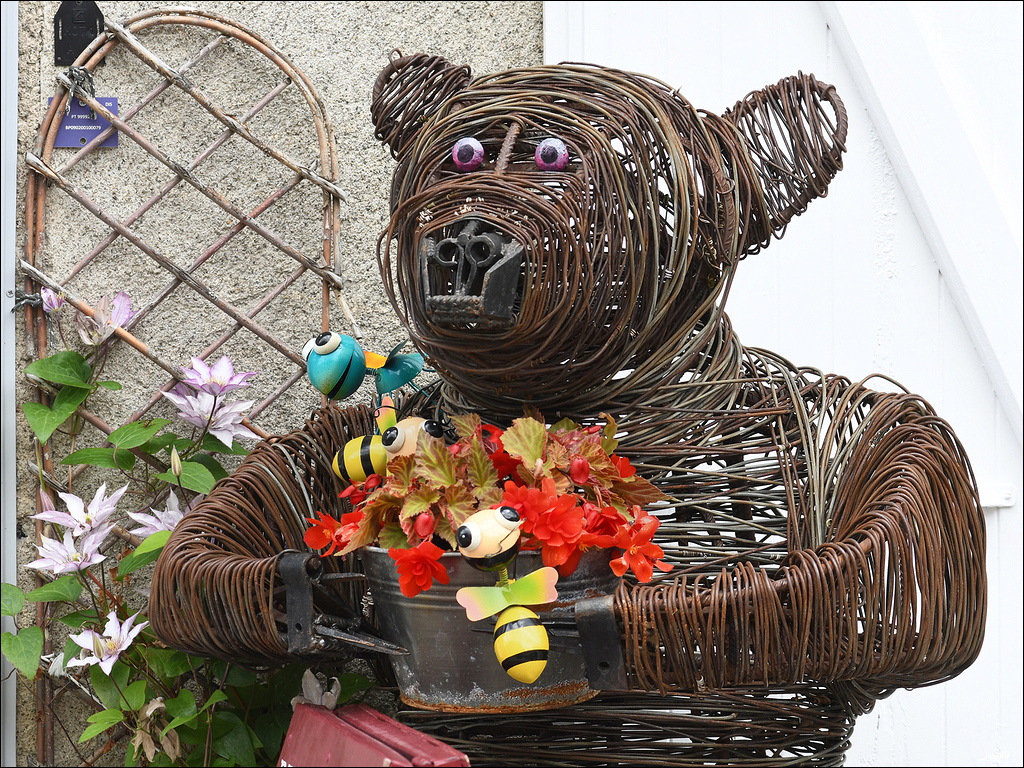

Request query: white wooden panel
[{"left": 544, "top": 2, "right": 1022, "bottom": 766}]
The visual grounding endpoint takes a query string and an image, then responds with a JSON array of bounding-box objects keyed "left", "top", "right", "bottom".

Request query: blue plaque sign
[{"left": 49, "top": 96, "right": 119, "bottom": 148}]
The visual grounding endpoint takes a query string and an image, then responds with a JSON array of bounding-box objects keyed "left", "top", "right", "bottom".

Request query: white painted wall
[{"left": 544, "top": 2, "right": 1022, "bottom": 765}]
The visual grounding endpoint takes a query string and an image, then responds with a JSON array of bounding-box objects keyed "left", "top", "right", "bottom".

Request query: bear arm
[{"left": 607, "top": 394, "right": 986, "bottom": 695}]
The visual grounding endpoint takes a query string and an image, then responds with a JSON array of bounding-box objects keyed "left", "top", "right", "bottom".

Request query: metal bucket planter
[{"left": 361, "top": 546, "right": 618, "bottom": 713}]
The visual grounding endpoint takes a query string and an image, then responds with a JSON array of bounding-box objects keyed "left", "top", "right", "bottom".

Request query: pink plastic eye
[
  {"left": 452, "top": 137, "right": 485, "bottom": 171},
  {"left": 534, "top": 137, "right": 569, "bottom": 170}
]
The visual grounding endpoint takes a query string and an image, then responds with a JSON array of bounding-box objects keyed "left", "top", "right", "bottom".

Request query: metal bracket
[
  {"left": 574, "top": 594, "right": 629, "bottom": 691},
  {"left": 279, "top": 551, "right": 323, "bottom": 655}
]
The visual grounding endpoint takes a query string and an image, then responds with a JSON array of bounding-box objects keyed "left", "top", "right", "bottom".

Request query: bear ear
[
  {"left": 723, "top": 72, "right": 848, "bottom": 253},
  {"left": 371, "top": 50, "right": 472, "bottom": 159}
]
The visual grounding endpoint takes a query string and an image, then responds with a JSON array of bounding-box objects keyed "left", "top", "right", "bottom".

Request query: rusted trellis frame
[{"left": 19, "top": 8, "right": 352, "bottom": 763}]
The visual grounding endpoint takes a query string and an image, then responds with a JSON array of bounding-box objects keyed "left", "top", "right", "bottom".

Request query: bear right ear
[{"left": 371, "top": 51, "right": 472, "bottom": 159}]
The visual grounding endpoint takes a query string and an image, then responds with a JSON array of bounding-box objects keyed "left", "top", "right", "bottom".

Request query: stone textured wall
[{"left": 12, "top": 2, "right": 542, "bottom": 763}]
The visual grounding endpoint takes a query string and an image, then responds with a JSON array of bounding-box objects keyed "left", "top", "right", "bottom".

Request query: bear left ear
[
  {"left": 723, "top": 72, "right": 848, "bottom": 252},
  {"left": 371, "top": 51, "right": 472, "bottom": 159}
]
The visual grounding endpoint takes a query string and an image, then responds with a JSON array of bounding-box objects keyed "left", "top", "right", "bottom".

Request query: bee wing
[
  {"left": 456, "top": 585, "right": 511, "bottom": 622},
  {"left": 507, "top": 566, "right": 560, "bottom": 606}
]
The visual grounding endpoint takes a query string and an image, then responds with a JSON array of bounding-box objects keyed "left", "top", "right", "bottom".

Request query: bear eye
[
  {"left": 307, "top": 332, "right": 341, "bottom": 357},
  {"left": 452, "top": 137, "right": 485, "bottom": 171},
  {"left": 535, "top": 137, "right": 569, "bottom": 170}
]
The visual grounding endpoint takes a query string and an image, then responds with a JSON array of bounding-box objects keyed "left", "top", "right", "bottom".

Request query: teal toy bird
[{"left": 302, "top": 332, "right": 425, "bottom": 401}]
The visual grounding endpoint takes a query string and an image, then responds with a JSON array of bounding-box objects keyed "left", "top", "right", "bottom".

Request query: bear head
[{"left": 372, "top": 52, "right": 847, "bottom": 421}]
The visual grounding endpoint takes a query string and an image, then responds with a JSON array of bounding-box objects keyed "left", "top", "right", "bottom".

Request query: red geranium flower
[
  {"left": 501, "top": 479, "right": 560, "bottom": 532},
  {"left": 338, "top": 474, "right": 382, "bottom": 508},
  {"left": 578, "top": 501, "right": 628, "bottom": 550},
  {"left": 531, "top": 489, "right": 585, "bottom": 568},
  {"left": 609, "top": 454, "right": 636, "bottom": 479},
  {"left": 569, "top": 457, "right": 591, "bottom": 485},
  {"left": 609, "top": 514, "right": 673, "bottom": 583},
  {"left": 304, "top": 509, "right": 364, "bottom": 556},
  {"left": 389, "top": 540, "right": 450, "bottom": 598}
]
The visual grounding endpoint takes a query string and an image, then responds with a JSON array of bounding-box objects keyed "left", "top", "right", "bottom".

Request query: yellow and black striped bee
[
  {"left": 331, "top": 396, "right": 445, "bottom": 483},
  {"left": 455, "top": 506, "right": 560, "bottom": 685},
  {"left": 492, "top": 605, "right": 549, "bottom": 684}
]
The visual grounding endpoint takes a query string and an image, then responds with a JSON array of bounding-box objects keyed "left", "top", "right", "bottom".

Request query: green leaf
[
  {"left": 190, "top": 453, "right": 229, "bottom": 483},
  {"left": 466, "top": 437, "right": 498, "bottom": 490},
  {"left": 117, "top": 531, "right": 172, "bottom": 578},
  {"left": 108, "top": 419, "right": 172, "bottom": 450},
  {"left": 200, "top": 433, "right": 250, "bottom": 455},
  {"left": 444, "top": 484, "right": 479, "bottom": 526},
  {"left": 154, "top": 461, "right": 215, "bottom": 495},
  {"left": 397, "top": 487, "right": 440, "bottom": 519},
  {"left": 56, "top": 609, "right": 101, "bottom": 629},
  {"left": 211, "top": 712, "right": 256, "bottom": 766},
  {"left": 139, "top": 433, "right": 187, "bottom": 456},
  {"left": 198, "top": 689, "right": 229, "bottom": 714},
  {"left": 415, "top": 436, "right": 457, "bottom": 487},
  {"left": 502, "top": 417, "right": 548, "bottom": 467},
  {"left": 123, "top": 679, "right": 148, "bottom": 711},
  {"left": 79, "top": 709, "right": 125, "bottom": 742},
  {"left": 25, "top": 574, "right": 83, "bottom": 604},
  {"left": 377, "top": 522, "right": 409, "bottom": 550},
  {"left": 335, "top": 672, "right": 373, "bottom": 704},
  {"left": 1, "top": 583, "right": 25, "bottom": 617},
  {"left": 26, "top": 351, "right": 92, "bottom": 388},
  {"left": 22, "top": 383, "right": 92, "bottom": 444},
  {"left": 211, "top": 660, "right": 257, "bottom": 687},
  {"left": 60, "top": 446, "right": 135, "bottom": 471},
  {"left": 1, "top": 626, "right": 43, "bottom": 678},
  {"left": 449, "top": 412, "right": 482, "bottom": 441},
  {"left": 62, "top": 638, "right": 82, "bottom": 667},
  {"left": 162, "top": 691, "right": 199, "bottom": 737},
  {"left": 91, "top": 661, "right": 131, "bottom": 710},
  {"left": 143, "top": 647, "right": 192, "bottom": 681},
  {"left": 96, "top": 380, "right": 122, "bottom": 391}
]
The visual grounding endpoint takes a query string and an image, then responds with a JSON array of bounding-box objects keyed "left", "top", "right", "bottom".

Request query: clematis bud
[{"left": 170, "top": 446, "right": 183, "bottom": 478}]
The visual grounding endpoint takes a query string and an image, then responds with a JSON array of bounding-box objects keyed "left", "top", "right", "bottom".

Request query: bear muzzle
[{"left": 418, "top": 218, "right": 524, "bottom": 328}]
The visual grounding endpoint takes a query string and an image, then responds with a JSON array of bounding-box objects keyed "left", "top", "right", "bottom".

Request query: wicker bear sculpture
[{"left": 151, "top": 54, "right": 986, "bottom": 765}]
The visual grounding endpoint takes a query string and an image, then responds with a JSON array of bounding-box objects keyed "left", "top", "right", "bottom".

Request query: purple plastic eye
[
  {"left": 452, "top": 137, "right": 485, "bottom": 171},
  {"left": 534, "top": 137, "right": 569, "bottom": 171}
]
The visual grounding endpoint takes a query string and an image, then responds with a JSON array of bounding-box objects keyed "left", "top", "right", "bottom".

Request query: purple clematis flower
[
  {"left": 32, "top": 483, "right": 129, "bottom": 537},
  {"left": 75, "top": 291, "right": 135, "bottom": 346},
  {"left": 40, "top": 287, "right": 65, "bottom": 313},
  {"left": 161, "top": 386, "right": 259, "bottom": 446},
  {"left": 26, "top": 527, "right": 110, "bottom": 574},
  {"left": 67, "top": 610, "right": 149, "bottom": 676},
  {"left": 127, "top": 490, "right": 190, "bottom": 537},
  {"left": 180, "top": 355, "right": 256, "bottom": 396}
]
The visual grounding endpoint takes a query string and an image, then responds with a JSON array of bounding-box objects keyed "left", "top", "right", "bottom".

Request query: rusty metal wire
[
  {"left": 374, "top": 60, "right": 846, "bottom": 420},
  {"left": 142, "top": 54, "right": 984, "bottom": 766}
]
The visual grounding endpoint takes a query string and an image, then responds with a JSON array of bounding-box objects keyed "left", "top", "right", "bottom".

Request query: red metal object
[{"left": 278, "top": 703, "right": 470, "bottom": 767}]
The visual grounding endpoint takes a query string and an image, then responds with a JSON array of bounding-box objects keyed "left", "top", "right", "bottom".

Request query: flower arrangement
[
  {"left": 304, "top": 410, "right": 673, "bottom": 598},
  {"left": 4, "top": 289, "right": 369, "bottom": 767}
]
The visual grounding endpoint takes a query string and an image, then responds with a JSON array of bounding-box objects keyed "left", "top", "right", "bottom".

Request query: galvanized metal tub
[{"left": 361, "top": 546, "right": 618, "bottom": 713}]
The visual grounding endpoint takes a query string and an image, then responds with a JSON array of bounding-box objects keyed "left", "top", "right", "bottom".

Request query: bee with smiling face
[
  {"left": 332, "top": 396, "right": 445, "bottom": 483},
  {"left": 455, "top": 505, "right": 560, "bottom": 684}
]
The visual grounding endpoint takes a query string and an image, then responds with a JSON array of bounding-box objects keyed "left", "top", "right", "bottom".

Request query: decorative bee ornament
[
  {"left": 455, "top": 505, "right": 559, "bottom": 684},
  {"left": 332, "top": 395, "right": 445, "bottom": 482},
  {"left": 302, "top": 332, "right": 425, "bottom": 401}
]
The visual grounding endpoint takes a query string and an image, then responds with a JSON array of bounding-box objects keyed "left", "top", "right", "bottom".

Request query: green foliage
[
  {"left": 117, "top": 531, "right": 172, "bottom": 578},
  {"left": 1, "top": 582, "right": 25, "bottom": 617},
  {"left": 26, "top": 575, "right": 83, "bottom": 604},
  {"left": 1, "top": 625, "right": 43, "bottom": 678},
  {"left": 154, "top": 461, "right": 216, "bottom": 495}
]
